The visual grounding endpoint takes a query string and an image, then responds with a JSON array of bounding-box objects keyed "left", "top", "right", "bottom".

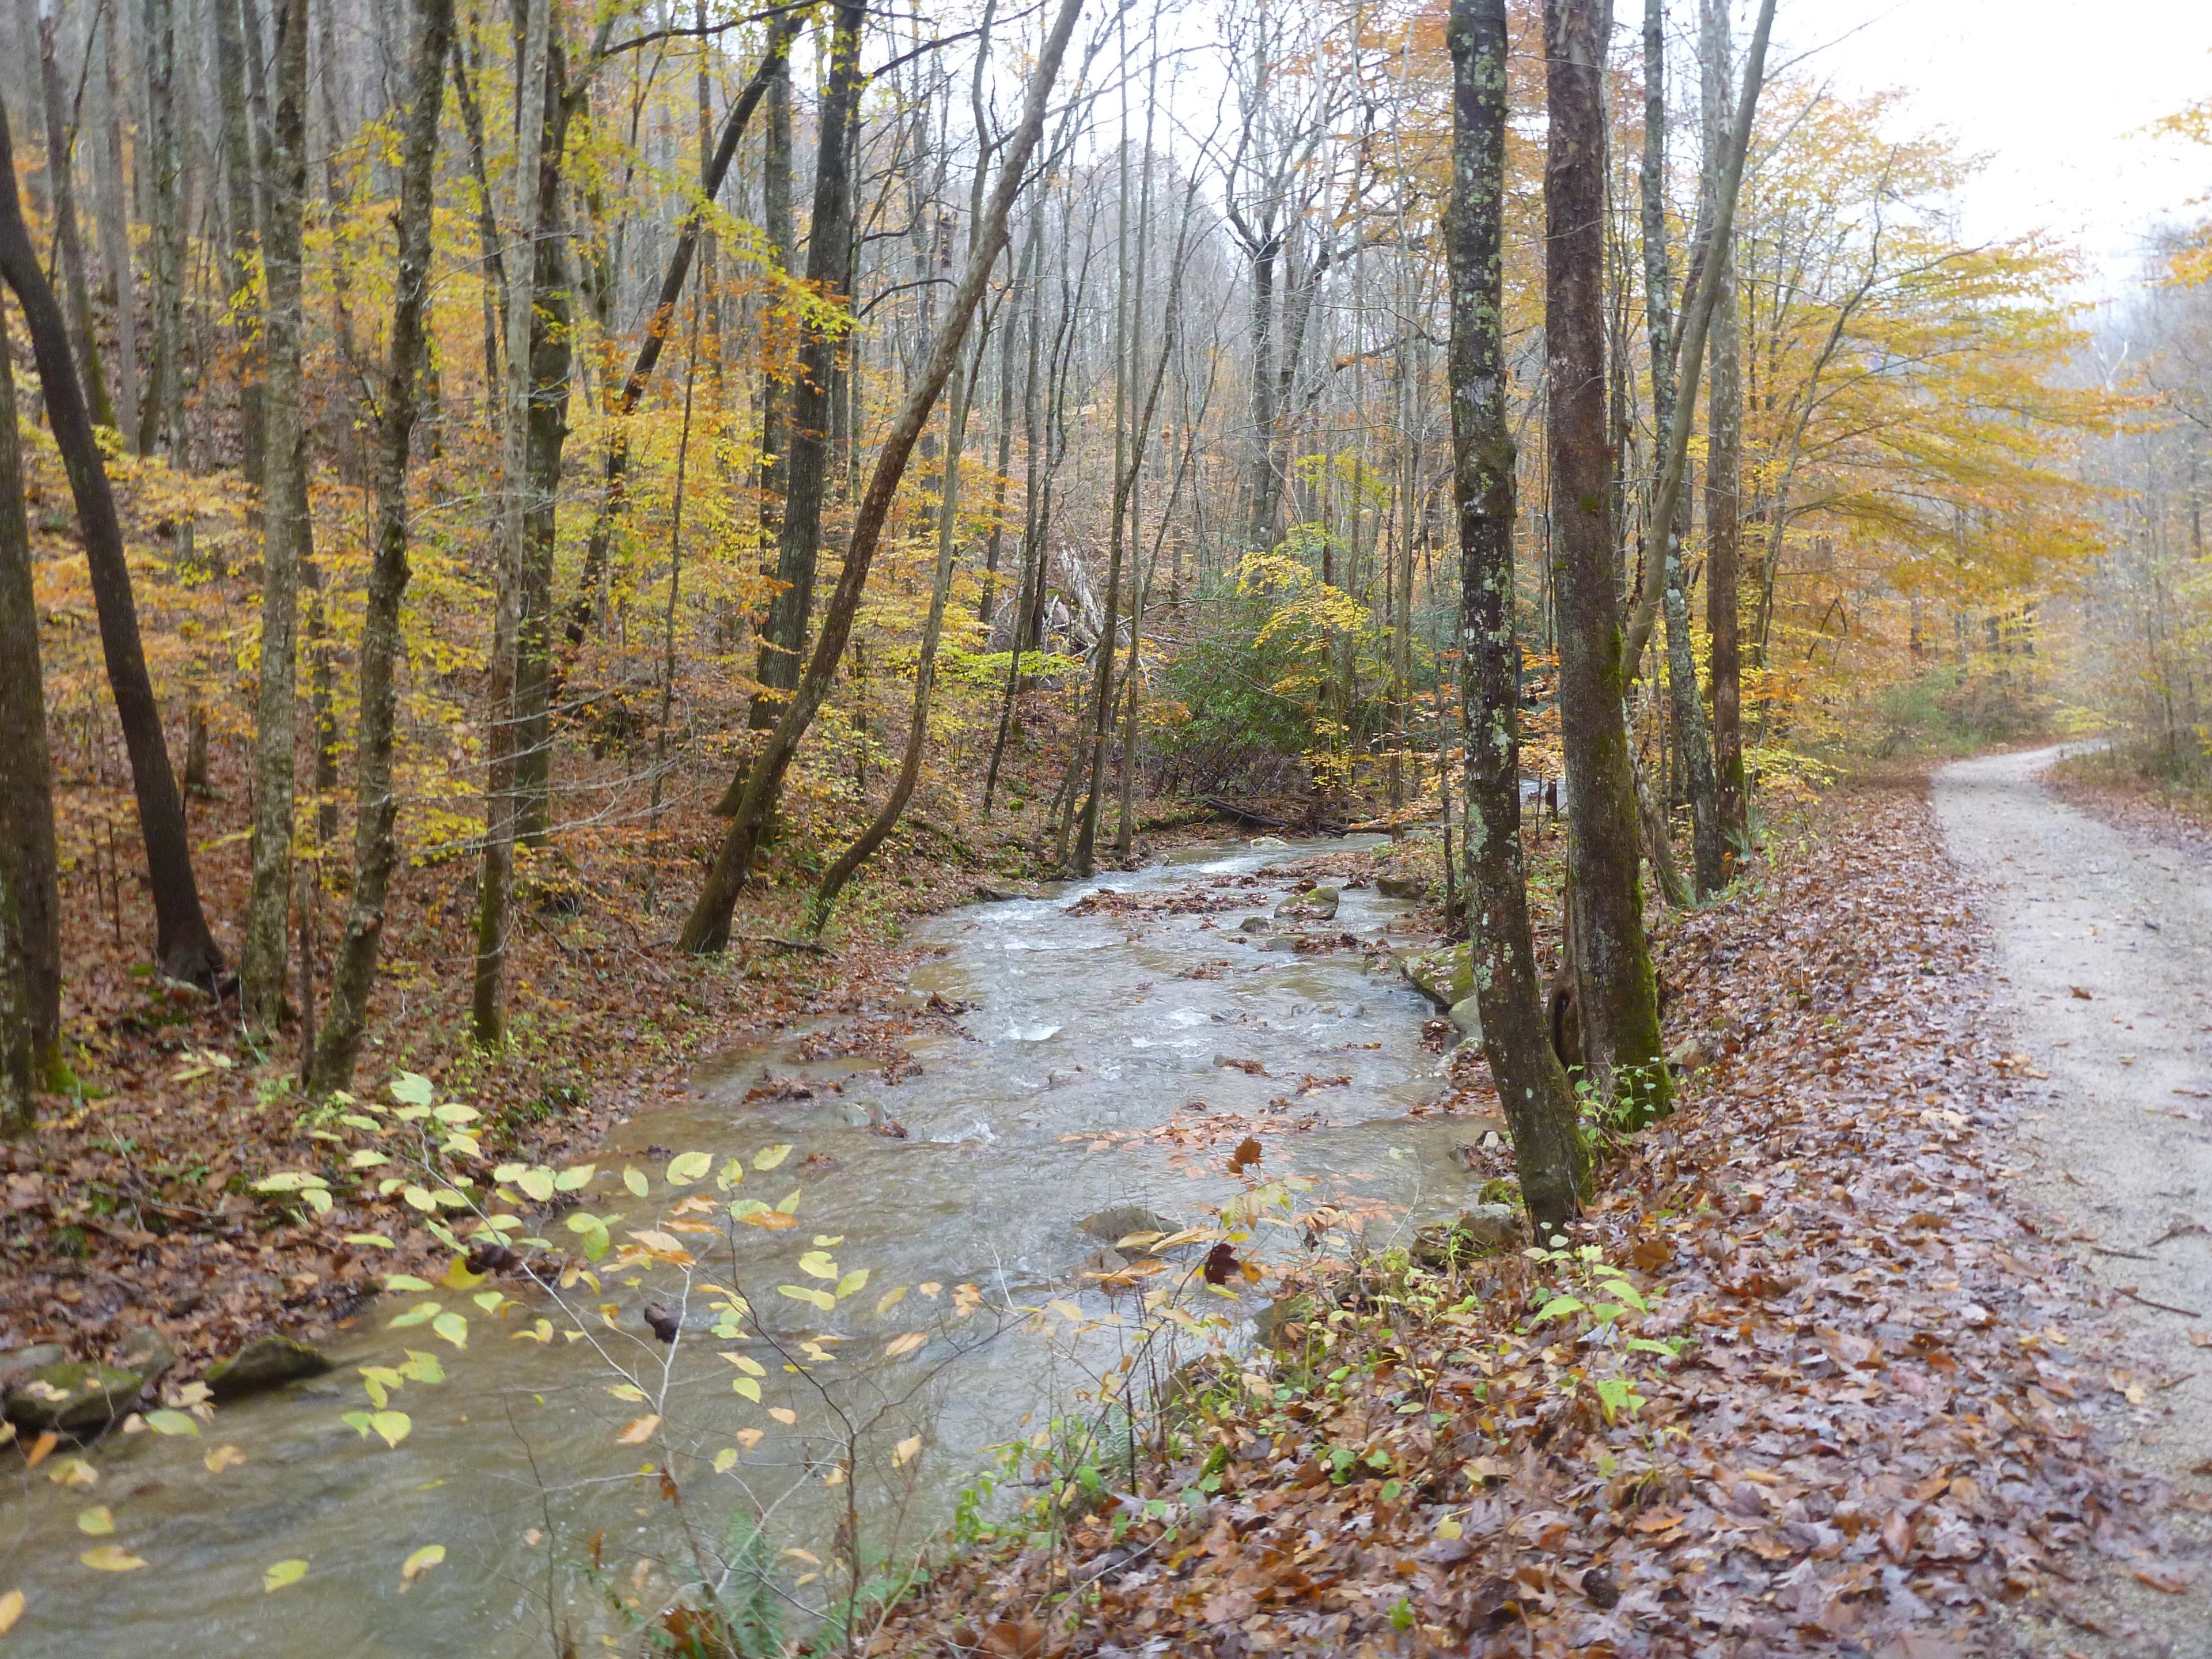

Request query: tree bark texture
[
  {"left": 1702, "top": 0, "right": 1749, "bottom": 858},
  {"left": 213, "top": 0, "right": 264, "bottom": 486},
  {"left": 141, "top": 0, "right": 186, "bottom": 463},
  {"left": 1543, "top": 0, "right": 1672, "bottom": 1123},
  {"left": 37, "top": 9, "right": 111, "bottom": 432},
  {"left": 240, "top": 0, "right": 311, "bottom": 1028},
  {"left": 0, "top": 97, "right": 221, "bottom": 986},
  {"left": 93, "top": 10, "right": 141, "bottom": 445},
  {"left": 0, "top": 296, "right": 58, "bottom": 1130},
  {"left": 1448, "top": 0, "right": 1586, "bottom": 1231},
  {"left": 310, "top": 0, "right": 452, "bottom": 1094}
]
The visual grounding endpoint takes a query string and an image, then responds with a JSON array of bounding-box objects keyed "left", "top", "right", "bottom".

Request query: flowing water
[{"left": 29, "top": 838, "right": 1495, "bottom": 1656}]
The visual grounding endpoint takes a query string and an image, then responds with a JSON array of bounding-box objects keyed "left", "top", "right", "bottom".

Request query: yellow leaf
[
  {"left": 204, "top": 1444, "right": 247, "bottom": 1472},
  {"left": 893, "top": 1435, "right": 922, "bottom": 1467},
  {"left": 143, "top": 1410, "right": 198, "bottom": 1437},
  {"left": 400, "top": 1544, "right": 445, "bottom": 1584},
  {"left": 667, "top": 1151, "right": 713, "bottom": 1186},
  {"left": 47, "top": 1459, "right": 96, "bottom": 1488},
  {"left": 720, "top": 1352, "right": 766, "bottom": 1376},
  {"left": 262, "top": 1559, "right": 308, "bottom": 1592},
  {"left": 731, "top": 1377, "right": 761, "bottom": 1403},
  {"left": 79, "top": 1546, "right": 146, "bottom": 1573},
  {"left": 752, "top": 1144, "right": 794, "bottom": 1171},
  {"left": 75, "top": 1507, "right": 114, "bottom": 1536},
  {"left": 615, "top": 1415, "right": 661, "bottom": 1446},
  {"left": 736, "top": 1427, "right": 765, "bottom": 1450},
  {"left": 0, "top": 1589, "right": 20, "bottom": 1634},
  {"left": 369, "top": 1411, "right": 413, "bottom": 1449},
  {"left": 884, "top": 1331, "right": 928, "bottom": 1359},
  {"left": 767, "top": 1407, "right": 797, "bottom": 1427},
  {"left": 623, "top": 1166, "right": 649, "bottom": 1197},
  {"left": 714, "top": 1448, "right": 739, "bottom": 1473},
  {"left": 1047, "top": 1300, "right": 1085, "bottom": 1323}
]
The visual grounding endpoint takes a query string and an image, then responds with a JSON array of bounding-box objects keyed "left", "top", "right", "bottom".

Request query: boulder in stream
[
  {"left": 1376, "top": 874, "right": 1427, "bottom": 900},
  {"left": 1397, "top": 942, "right": 1472, "bottom": 1011},
  {"left": 5, "top": 1361, "right": 143, "bottom": 1434},
  {"left": 205, "top": 1334, "right": 335, "bottom": 1402},
  {"left": 1079, "top": 1206, "right": 1183, "bottom": 1254},
  {"left": 1237, "top": 915, "right": 1271, "bottom": 934},
  {"left": 1274, "top": 886, "right": 1340, "bottom": 921}
]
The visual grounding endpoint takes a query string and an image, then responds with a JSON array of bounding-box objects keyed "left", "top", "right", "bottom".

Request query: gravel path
[{"left": 1934, "top": 745, "right": 2212, "bottom": 1520}]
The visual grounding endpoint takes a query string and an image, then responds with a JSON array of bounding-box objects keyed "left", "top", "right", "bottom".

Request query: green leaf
[
  {"left": 777, "top": 1285, "right": 836, "bottom": 1313},
  {"left": 388, "top": 1301, "right": 441, "bottom": 1329},
  {"left": 623, "top": 1166, "right": 649, "bottom": 1197},
  {"left": 383, "top": 1273, "right": 434, "bottom": 1292},
  {"left": 301, "top": 1188, "right": 332, "bottom": 1215},
  {"left": 398, "top": 1350, "right": 445, "bottom": 1385},
  {"left": 344, "top": 1233, "right": 395, "bottom": 1249},
  {"left": 667, "top": 1151, "right": 713, "bottom": 1187},
  {"left": 431, "top": 1104, "right": 479, "bottom": 1125},
  {"left": 713, "top": 1448, "right": 738, "bottom": 1473},
  {"left": 472, "top": 1291, "right": 506, "bottom": 1313},
  {"left": 797, "top": 1251, "right": 838, "bottom": 1281},
  {"left": 516, "top": 1168, "right": 556, "bottom": 1203},
  {"left": 346, "top": 1149, "right": 389, "bottom": 1169},
  {"left": 836, "top": 1268, "right": 870, "bottom": 1301},
  {"left": 389, "top": 1072, "right": 435, "bottom": 1107},
  {"left": 491, "top": 1162, "right": 529, "bottom": 1183},
  {"left": 400, "top": 1543, "right": 444, "bottom": 1582},
  {"left": 1535, "top": 1296, "right": 1586, "bottom": 1323},
  {"left": 369, "top": 1411, "right": 412, "bottom": 1448},
  {"left": 732, "top": 1376, "right": 762, "bottom": 1402},
  {"left": 144, "top": 1409, "right": 199, "bottom": 1437},
  {"left": 753, "top": 1144, "right": 794, "bottom": 1172},
  {"left": 554, "top": 1164, "right": 595, "bottom": 1192},
  {"left": 402, "top": 1185, "right": 435, "bottom": 1212},
  {"left": 431, "top": 1312, "right": 469, "bottom": 1350},
  {"left": 262, "top": 1559, "right": 308, "bottom": 1593},
  {"left": 565, "top": 1213, "right": 610, "bottom": 1261}
]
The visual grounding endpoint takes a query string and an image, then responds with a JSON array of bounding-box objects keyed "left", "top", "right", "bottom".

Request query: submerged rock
[
  {"left": 1274, "top": 886, "right": 1340, "bottom": 921},
  {"left": 1237, "top": 915, "right": 1271, "bottom": 934},
  {"left": 205, "top": 1335, "right": 334, "bottom": 1402},
  {"left": 1397, "top": 942, "right": 1473, "bottom": 1011},
  {"left": 1376, "top": 874, "right": 1427, "bottom": 900},
  {"left": 1079, "top": 1206, "right": 1181, "bottom": 1248},
  {"left": 5, "top": 1361, "right": 143, "bottom": 1434}
]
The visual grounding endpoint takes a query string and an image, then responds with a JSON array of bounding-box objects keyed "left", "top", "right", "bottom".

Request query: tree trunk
[
  {"left": 213, "top": 0, "right": 263, "bottom": 485},
  {"left": 0, "top": 97, "right": 221, "bottom": 987},
  {"left": 37, "top": 9, "right": 112, "bottom": 431},
  {"left": 141, "top": 0, "right": 186, "bottom": 464},
  {"left": 310, "top": 0, "right": 452, "bottom": 1094},
  {"left": 747, "top": 2, "right": 863, "bottom": 732},
  {"left": 1448, "top": 0, "right": 1586, "bottom": 1230},
  {"left": 684, "top": 0, "right": 1085, "bottom": 951},
  {"left": 239, "top": 0, "right": 310, "bottom": 1028},
  {"left": 93, "top": 17, "right": 141, "bottom": 442},
  {"left": 1639, "top": 0, "right": 1723, "bottom": 897},
  {"left": 1702, "top": 0, "right": 1749, "bottom": 859},
  {"left": 469, "top": 0, "right": 550, "bottom": 1045},
  {"left": 1543, "top": 0, "right": 1671, "bottom": 1124},
  {"left": 757, "top": 46, "right": 792, "bottom": 541},
  {"left": 0, "top": 296, "right": 58, "bottom": 1131}
]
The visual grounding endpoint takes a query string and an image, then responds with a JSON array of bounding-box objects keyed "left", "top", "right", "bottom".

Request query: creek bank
[{"left": 874, "top": 783, "right": 2196, "bottom": 1657}]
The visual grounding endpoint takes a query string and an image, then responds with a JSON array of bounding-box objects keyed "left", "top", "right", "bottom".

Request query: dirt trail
[{"left": 1934, "top": 746, "right": 2212, "bottom": 1496}]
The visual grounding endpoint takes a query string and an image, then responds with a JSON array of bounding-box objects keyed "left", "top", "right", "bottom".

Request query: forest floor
[{"left": 874, "top": 774, "right": 2211, "bottom": 1658}]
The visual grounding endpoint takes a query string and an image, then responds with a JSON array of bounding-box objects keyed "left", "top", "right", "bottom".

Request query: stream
[{"left": 29, "top": 837, "right": 1494, "bottom": 1656}]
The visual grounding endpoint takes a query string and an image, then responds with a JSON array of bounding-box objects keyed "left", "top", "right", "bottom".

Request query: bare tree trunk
[
  {"left": 747, "top": 2, "right": 862, "bottom": 731},
  {"left": 240, "top": 0, "right": 309, "bottom": 1027},
  {"left": 310, "top": 0, "right": 452, "bottom": 1094},
  {"left": 37, "top": 7, "right": 112, "bottom": 431},
  {"left": 469, "top": 0, "right": 550, "bottom": 1044},
  {"left": 0, "top": 296, "right": 58, "bottom": 1130},
  {"left": 1702, "top": 0, "right": 1749, "bottom": 858},
  {"left": 0, "top": 97, "right": 221, "bottom": 987},
  {"left": 1448, "top": 0, "right": 1585, "bottom": 1230},
  {"left": 213, "top": 0, "right": 263, "bottom": 484},
  {"left": 1544, "top": 0, "right": 1671, "bottom": 1123},
  {"left": 141, "top": 0, "right": 187, "bottom": 464},
  {"left": 757, "top": 45, "right": 792, "bottom": 542},
  {"left": 684, "top": 0, "right": 1086, "bottom": 951},
  {"left": 93, "top": 16, "right": 142, "bottom": 442},
  {"left": 1639, "top": 0, "right": 1722, "bottom": 897}
]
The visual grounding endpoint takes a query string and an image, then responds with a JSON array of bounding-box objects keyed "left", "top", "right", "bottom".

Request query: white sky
[{"left": 1775, "top": 0, "right": 2212, "bottom": 303}]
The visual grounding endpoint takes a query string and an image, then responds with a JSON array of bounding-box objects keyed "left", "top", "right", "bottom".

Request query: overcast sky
[{"left": 1775, "top": 0, "right": 2212, "bottom": 304}]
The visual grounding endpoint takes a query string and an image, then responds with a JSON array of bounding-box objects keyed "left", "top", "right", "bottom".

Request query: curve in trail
[{"left": 1933, "top": 745, "right": 2212, "bottom": 1489}]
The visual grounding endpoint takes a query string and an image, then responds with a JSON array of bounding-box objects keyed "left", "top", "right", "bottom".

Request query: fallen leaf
[
  {"left": 615, "top": 1415, "right": 661, "bottom": 1446},
  {"left": 79, "top": 1546, "right": 146, "bottom": 1573}
]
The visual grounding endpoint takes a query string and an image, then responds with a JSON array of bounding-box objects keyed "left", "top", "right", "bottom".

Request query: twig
[
  {"left": 2118, "top": 1286, "right": 2206, "bottom": 1319},
  {"left": 735, "top": 934, "right": 830, "bottom": 956}
]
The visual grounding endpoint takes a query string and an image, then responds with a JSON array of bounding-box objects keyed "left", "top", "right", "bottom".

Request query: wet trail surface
[
  {"left": 1934, "top": 747, "right": 2212, "bottom": 1502},
  {"left": 22, "top": 838, "right": 1498, "bottom": 1657}
]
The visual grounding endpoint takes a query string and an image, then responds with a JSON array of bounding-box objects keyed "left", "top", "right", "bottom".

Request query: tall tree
[
  {"left": 1702, "top": 0, "right": 1749, "bottom": 857},
  {"left": 0, "top": 97, "right": 223, "bottom": 987},
  {"left": 311, "top": 0, "right": 453, "bottom": 1093},
  {"left": 0, "top": 294, "right": 58, "bottom": 1131},
  {"left": 1448, "top": 0, "right": 1585, "bottom": 1231},
  {"left": 470, "top": 0, "right": 551, "bottom": 1044},
  {"left": 141, "top": 0, "right": 187, "bottom": 463},
  {"left": 36, "top": 1, "right": 111, "bottom": 431},
  {"left": 747, "top": 2, "right": 864, "bottom": 731},
  {"left": 685, "top": 0, "right": 1089, "bottom": 951},
  {"left": 92, "top": 10, "right": 141, "bottom": 442},
  {"left": 1543, "top": 0, "right": 1671, "bottom": 1123},
  {"left": 213, "top": 0, "right": 265, "bottom": 486},
  {"left": 240, "top": 0, "right": 312, "bottom": 1028},
  {"left": 1639, "top": 0, "right": 1723, "bottom": 898}
]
